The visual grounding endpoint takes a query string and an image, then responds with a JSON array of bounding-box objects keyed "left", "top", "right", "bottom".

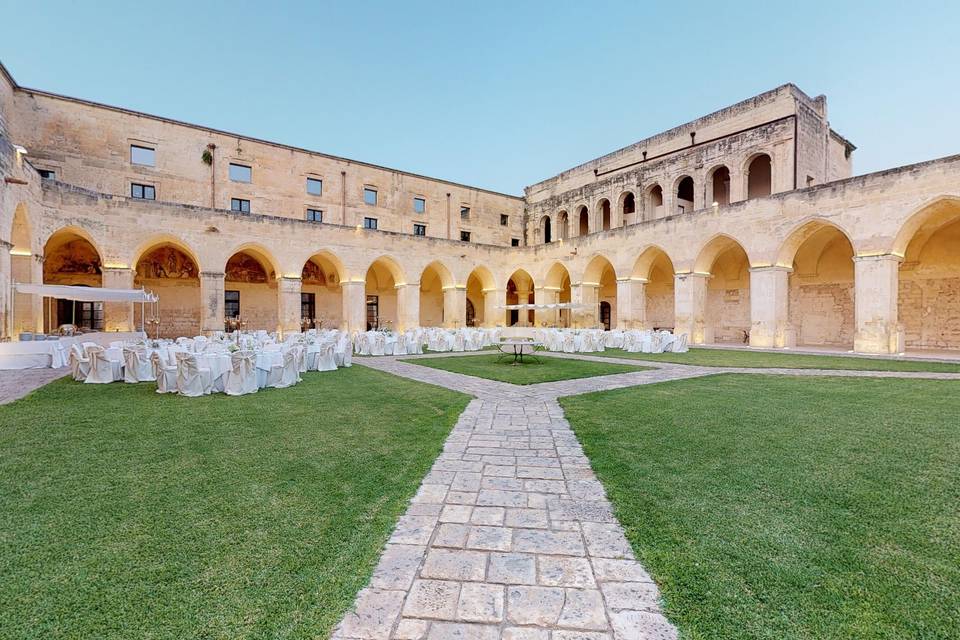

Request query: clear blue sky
[{"left": 2, "top": 0, "right": 957, "bottom": 195}]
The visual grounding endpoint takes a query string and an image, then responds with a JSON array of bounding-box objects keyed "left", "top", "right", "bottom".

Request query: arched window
[
  {"left": 542, "top": 216, "right": 552, "bottom": 244},
  {"left": 578, "top": 207, "right": 589, "bottom": 236},
  {"left": 621, "top": 193, "right": 636, "bottom": 223},
  {"left": 676, "top": 176, "right": 694, "bottom": 214},
  {"left": 709, "top": 166, "right": 730, "bottom": 205},
  {"left": 600, "top": 200, "right": 611, "bottom": 230},
  {"left": 647, "top": 185, "right": 664, "bottom": 219},
  {"left": 747, "top": 154, "right": 772, "bottom": 199}
]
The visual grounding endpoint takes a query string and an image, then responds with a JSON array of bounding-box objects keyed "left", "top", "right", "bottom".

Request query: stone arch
[
  {"left": 745, "top": 152, "right": 772, "bottom": 199},
  {"left": 41, "top": 227, "right": 105, "bottom": 333},
  {"left": 420, "top": 260, "right": 455, "bottom": 327},
  {"left": 301, "top": 250, "right": 348, "bottom": 330},
  {"left": 223, "top": 244, "right": 281, "bottom": 332},
  {"left": 506, "top": 268, "right": 535, "bottom": 327},
  {"left": 541, "top": 214, "right": 552, "bottom": 244},
  {"left": 577, "top": 206, "right": 590, "bottom": 236},
  {"left": 632, "top": 246, "right": 675, "bottom": 330},
  {"left": 583, "top": 254, "right": 617, "bottom": 329},
  {"left": 778, "top": 219, "right": 856, "bottom": 347},
  {"left": 133, "top": 237, "right": 202, "bottom": 338},
  {"left": 365, "top": 255, "right": 408, "bottom": 330},
  {"left": 893, "top": 197, "right": 960, "bottom": 350},
  {"left": 466, "top": 265, "right": 496, "bottom": 327},
  {"left": 707, "top": 164, "right": 731, "bottom": 205},
  {"left": 674, "top": 175, "right": 695, "bottom": 214},
  {"left": 695, "top": 235, "right": 751, "bottom": 343},
  {"left": 618, "top": 191, "right": 636, "bottom": 225}
]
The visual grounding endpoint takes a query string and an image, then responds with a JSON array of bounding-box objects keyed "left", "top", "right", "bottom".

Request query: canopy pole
[{"left": 8, "top": 281, "right": 15, "bottom": 341}]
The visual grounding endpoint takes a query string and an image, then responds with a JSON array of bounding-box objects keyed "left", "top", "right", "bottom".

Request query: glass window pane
[
  {"left": 414, "top": 197, "right": 425, "bottom": 213},
  {"left": 229, "top": 163, "right": 252, "bottom": 183},
  {"left": 364, "top": 188, "right": 377, "bottom": 205},
  {"left": 307, "top": 177, "right": 322, "bottom": 195},
  {"left": 144, "top": 185, "right": 155, "bottom": 200},
  {"left": 131, "top": 184, "right": 143, "bottom": 198},
  {"left": 130, "top": 145, "right": 155, "bottom": 166}
]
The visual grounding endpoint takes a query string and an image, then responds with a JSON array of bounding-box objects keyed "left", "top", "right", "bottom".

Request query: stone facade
[{"left": 1, "top": 61, "right": 958, "bottom": 354}]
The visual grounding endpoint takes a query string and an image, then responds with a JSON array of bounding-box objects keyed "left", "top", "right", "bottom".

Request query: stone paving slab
[{"left": 0, "top": 368, "right": 69, "bottom": 404}]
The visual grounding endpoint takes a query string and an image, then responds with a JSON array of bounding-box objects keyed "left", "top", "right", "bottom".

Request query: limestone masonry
[{"left": 2, "top": 60, "right": 958, "bottom": 353}]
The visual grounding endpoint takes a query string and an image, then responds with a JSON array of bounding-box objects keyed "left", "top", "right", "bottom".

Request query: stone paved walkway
[
  {"left": 0, "top": 368, "right": 69, "bottom": 405},
  {"left": 333, "top": 354, "right": 960, "bottom": 640}
]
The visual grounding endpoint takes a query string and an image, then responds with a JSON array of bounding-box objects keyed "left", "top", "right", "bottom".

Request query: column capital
[
  {"left": 853, "top": 253, "right": 903, "bottom": 264},
  {"left": 101, "top": 265, "right": 135, "bottom": 274},
  {"left": 748, "top": 265, "right": 793, "bottom": 274},
  {"left": 674, "top": 271, "right": 710, "bottom": 280},
  {"left": 199, "top": 271, "right": 225, "bottom": 279}
]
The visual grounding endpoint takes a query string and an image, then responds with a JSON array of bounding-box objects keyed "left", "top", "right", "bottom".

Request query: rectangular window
[
  {"left": 229, "top": 163, "right": 252, "bottom": 183},
  {"left": 231, "top": 198, "right": 251, "bottom": 213},
  {"left": 460, "top": 230, "right": 471, "bottom": 242},
  {"left": 307, "top": 177, "right": 323, "bottom": 195},
  {"left": 364, "top": 187, "right": 378, "bottom": 205},
  {"left": 413, "top": 223, "right": 426, "bottom": 236},
  {"left": 500, "top": 214, "right": 509, "bottom": 226},
  {"left": 460, "top": 206, "right": 470, "bottom": 220},
  {"left": 306, "top": 208, "right": 323, "bottom": 222},
  {"left": 224, "top": 290, "right": 240, "bottom": 319},
  {"left": 363, "top": 217, "right": 378, "bottom": 230},
  {"left": 131, "top": 183, "right": 156, "bottom": 200},
  {"left": 130, "top": 145, "right": 155, "bottom": 167},
  {"left": 413, "top": 197, "right": 426, "bottom": 214},
  {"left": 301, "top": 292, "right": 316, "bottom": 323},
  {"left": 366, "top": 295, "right": 379, "bottom": 330},
  {"left": 511, "top": 238, "right": 520, "bottom": 247},
  {"left": 37, "top": 169, "right": 56, "bottom": 180}
]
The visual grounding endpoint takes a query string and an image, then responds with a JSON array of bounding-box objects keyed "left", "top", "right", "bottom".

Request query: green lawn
[
  {"left": 561, "top": 375, "right": 960, "bottom": 640},
  {"left": 0, "top": 367, "right": 469, "bottom": 640},
  {"left": 405, "top": 353, "right": 650, "bottom": 384},
  {"left": 595, "top": 346, "right": 960, "bottom": 372}
]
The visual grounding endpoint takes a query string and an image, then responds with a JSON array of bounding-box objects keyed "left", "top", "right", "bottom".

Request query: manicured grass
[
  {"left": 0, "top": 367, "right": 469, "bottom": 640},
  {"left": 561, "top": 375, "right": 960, "bottom": 639},
  {"left": 596, "top": 346, "right": 960, "bottom": 372},
  {"left": 405, "top": 353, "right": 650, "bottom": 384}
]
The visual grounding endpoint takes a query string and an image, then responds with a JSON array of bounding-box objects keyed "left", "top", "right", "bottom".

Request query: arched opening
[
  {"left": 583, "top": 255, "right": 617, "bottom": 328},
  {"left": 545, "top": 262, "right": 572, "bottom": 328},
  {"left": 895, "top": 199, "right": 960, "bottom": 351},
  {"left": 695, "top": 236, "right": 751, "bottom": 343},
  {"left": 708, "top": 165, "right": 730, "bottom": 205},
  {"left": 620, "top": 192, "right": 636, "bottom": 225},
  {"left": 747, "top": 154, "right": 772, "bottom": 199},
  {"left": 556, "top": 211, "right": 569, "bottom": 240},
  {"left": 133, "top": 241, "right": 200, "bottom": 338},
  {"left": 9, "top": 204, "right": 37, "bottom": 335},
  {"left": 599, "top": 199, "right": 611, "bottom": 230},
  {"left": 633, "top": 246, "right": 675, "bottom": 330},
  {"left": 466, "top": 266, "right": 496, "bottom": 327},
  {"left": 541, "top": 215, "right": 552, "bottom": 244},
  {"left": 578, "top": 206, "right": 590, "bottom": 236},
  {"left": 675, "top": 176, "right": 694, "bottom": 214},
  {"left": 365, "top": 257, "right": 404, "bottom": 330},
  {"left": 599, "top": 301, "right": 612, "bottom": 331},
  {"left": 42, "top": 228, "right": 104, "bottom": 333},
  {"left": 779, "top": 222, "right": 855, "bottom": 347},
  {"left": 646, "top": 185, "right": 664, "bottom": 220},
  {"left": 301, "top": 251, "right": 345, "bottom": 330},
  {"left": 419, "top": 261, "right": 453, "bottom": 327},
  {"left": 224, "top": 247, "right": 278, "bottom": 332},
  {"left": 506, "top": 269, "right": 535, "bottom": 327}
]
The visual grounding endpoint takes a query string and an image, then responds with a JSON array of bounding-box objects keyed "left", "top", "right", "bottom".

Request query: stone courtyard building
[{"left": 1, "top": 60, "right": 958, "bottom": 354}]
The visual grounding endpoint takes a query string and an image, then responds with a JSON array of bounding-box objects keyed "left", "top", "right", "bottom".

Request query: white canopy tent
[
  {"left": 496, "top": 302, "right": 588, "bottom": 310},
  {"left": 10, "top": 283, "right": 158, "bottom": 335}
]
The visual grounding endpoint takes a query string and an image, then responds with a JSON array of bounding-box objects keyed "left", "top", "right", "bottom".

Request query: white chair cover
[
  {"left": 224, "top": 351, "right": 258, "bottom": 396},
  {"left": 315, "top": 343, "right": 337, "bottom": 372},
  {"left": 84, "top": 345, "right": 121, "bottom": 384},
  {"left": 69, "top": 344, "right": 90, "bottom": 381},
  {"left": 123, "top": 347, "right": 155, "bottom": 383},
  {"left": 151, "top": 352, "right": 178, "bottom": 393},
  {"left": 176, "top": 352, "right": 213, "bottom": 397}
]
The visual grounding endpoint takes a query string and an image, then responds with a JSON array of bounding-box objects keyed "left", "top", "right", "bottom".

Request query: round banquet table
[{"left": 496, "top": 340, "right": 543, "bottom": 365}]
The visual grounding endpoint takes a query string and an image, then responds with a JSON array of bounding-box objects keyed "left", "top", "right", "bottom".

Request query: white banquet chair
[
  {"left": 224, "top": 351, "right": 258, "bottom": 396},
  {"left": 673, "top": 333, "right": 689, "bottom": 353},
  {"left": 315, "top": 343, "right": 337, "bottom": 372},
  {"left": 84, "top": 345, "right": 122, "bottom": 384},
  {"left": 270, "top": 347, "right": 302, "bottom": 388},
  {"left": 151, "top": 351, "right": 178, "bottom": 393},
  {"left": 69, "top": 344, "right": 91, "bottom": 381},
  {"left": 123, "top": 347, "right": 155, "bottom": 383},
  {"left": 176, "top": 352, "right": 213, "bottom": 397}
]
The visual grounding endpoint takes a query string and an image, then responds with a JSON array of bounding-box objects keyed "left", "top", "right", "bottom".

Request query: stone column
[
  {"left": 483, "top": 287, "right": 502, "bottom": 327},
  {"left": 674, "top": 272, "right": 708, "bottom": 343},
  {"left": 534, "top": 286, "right": 558, "bottom": 328},
  {"left": 853, "top": 254, "right": 904, "bottom": 354},
  {"left": 396, "top": 282, "right": 420, "bottom": 331},
  {"left": 199, "top": 271, "right": 225, "bottom": 334},
  {"left": 0, "top": 241, "right": 10, "bottom": 339},
  {"left": 515, "top": 287, "right": 532, "bottom": 326},
  {"left": 749, "top": 266, "right": 794, "bottom": 348},
  {"left": 728, "top": 167, "right": 745, "bottom": 203},
  {"left": 443, "top": 285, "right": 467, "bottom": 328},
  {"left": 277, "top": 276, "right": 302, "bottom": 335},
  {"left": 102, "top": 267, "right": 135, "bottom": 332},
  {"left": 571, "top": 283, "right": 599, "bottom": 328},
  {"left": 615, "top": 277, "right": 646, "bottom": 329},
  {"left": 341, "top": 281, "right": 366, "bottom": 333}
]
